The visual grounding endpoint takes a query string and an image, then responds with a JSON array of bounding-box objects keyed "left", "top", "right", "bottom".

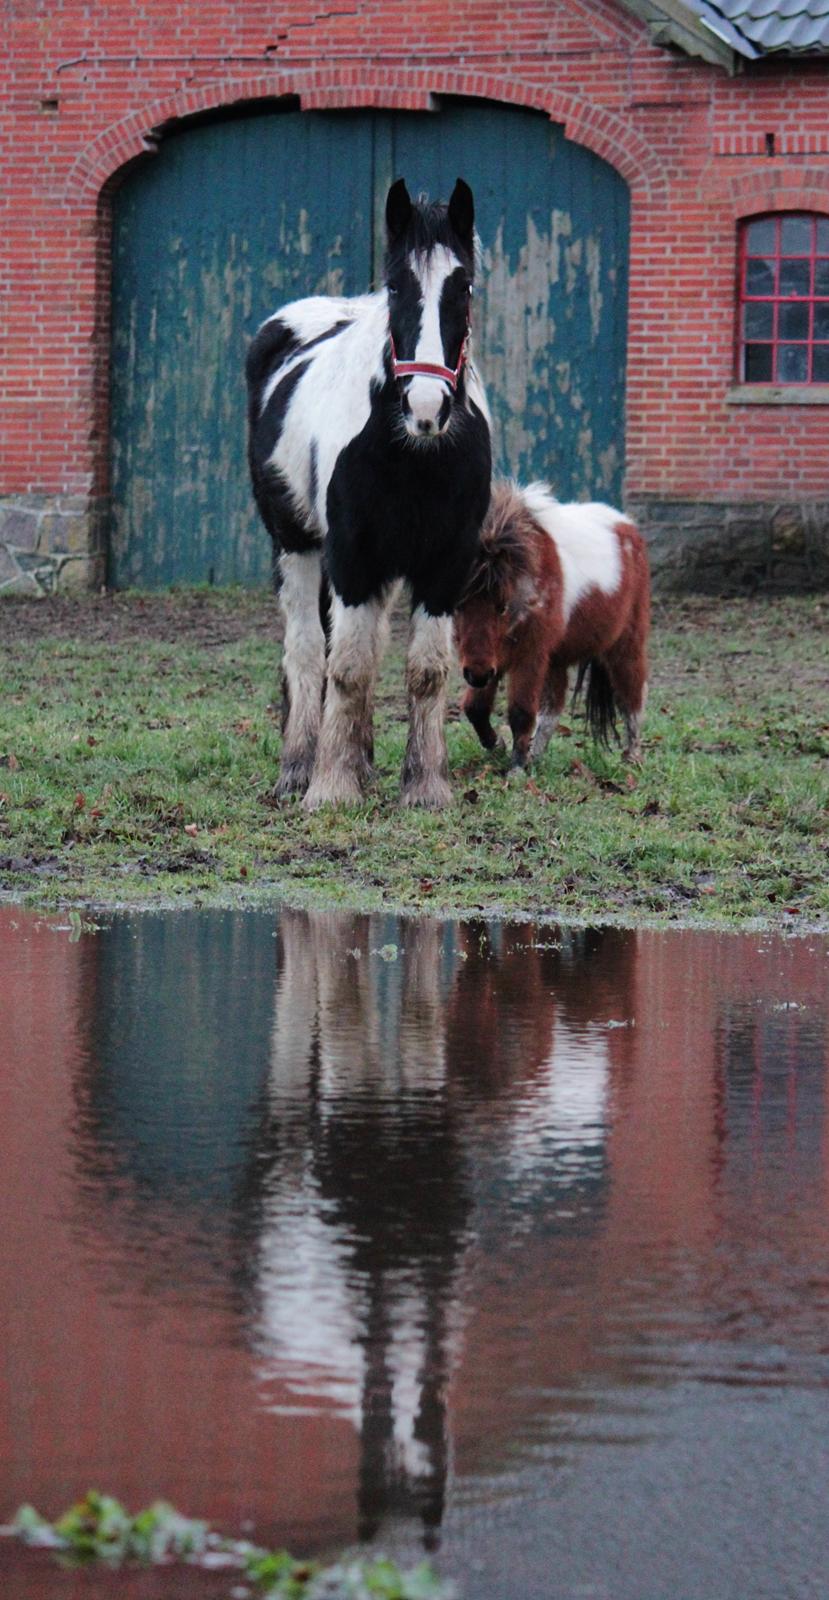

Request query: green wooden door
[{"left": 110, "top": 101, "right": 629, "bottom": 588}]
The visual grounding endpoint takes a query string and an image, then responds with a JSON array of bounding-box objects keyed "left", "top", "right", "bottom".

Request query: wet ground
[{"left": 1, "top": 906, "right": 828, "bottom": 1599}]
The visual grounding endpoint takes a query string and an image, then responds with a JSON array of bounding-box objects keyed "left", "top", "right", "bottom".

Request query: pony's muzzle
[{"left": 463, "top": 666, "right": 495, "bottom": 688}]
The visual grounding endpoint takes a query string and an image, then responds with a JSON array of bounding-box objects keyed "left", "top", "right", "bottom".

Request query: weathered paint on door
[{"left": 110, "top": 101, "right": 629, "bottom": 588}]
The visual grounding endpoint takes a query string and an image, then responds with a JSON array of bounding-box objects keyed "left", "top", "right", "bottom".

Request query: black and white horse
[{"left": 246, "top": 178, "right": 492, "bottom": 808}]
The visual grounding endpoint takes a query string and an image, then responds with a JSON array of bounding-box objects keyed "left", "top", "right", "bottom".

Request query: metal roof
[{"left": 680, "top": 0, "right": 829, "bottom": 55}]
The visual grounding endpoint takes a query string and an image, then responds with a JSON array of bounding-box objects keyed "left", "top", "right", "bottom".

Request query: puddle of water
[{"left": 1, "top": 906, "right": 828, "bottom": 1599}]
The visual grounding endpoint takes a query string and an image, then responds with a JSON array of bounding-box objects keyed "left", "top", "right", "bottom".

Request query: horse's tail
[{"left": 573, "top": 659, "right": 618, "bottom": 749}]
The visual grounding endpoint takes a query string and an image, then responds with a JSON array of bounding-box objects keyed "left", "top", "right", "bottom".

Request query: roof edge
[{"left": 614, "top": 0, "right": 757, "bottom": 69}]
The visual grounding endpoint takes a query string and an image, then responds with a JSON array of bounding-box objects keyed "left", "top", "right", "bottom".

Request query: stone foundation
[
  {"left": 631, "top": 498, "right": 829, "bottom": 595},
  {"left": 2, "top": 492, "right": 829, "bottom": 597},
  {"left": 0, "top": 494, "right": 106, "bottom": 596}
]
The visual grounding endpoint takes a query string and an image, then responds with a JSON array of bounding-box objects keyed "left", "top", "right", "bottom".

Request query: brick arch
[
  {"left": 64, "top": 65, "right": 666, "bottom": 208},
  {"left": 725, "top": 165, "right": 829, "bottom": 221}
]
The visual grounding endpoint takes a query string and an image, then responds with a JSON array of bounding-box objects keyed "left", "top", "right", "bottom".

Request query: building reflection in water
[{"left": 0, "top": 907, "right": 827, "bottom": 1570}]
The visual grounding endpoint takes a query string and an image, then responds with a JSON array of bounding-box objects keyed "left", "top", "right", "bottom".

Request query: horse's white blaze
[
  {"left": 521, "top": 482, "right": 626, "bottom": 623},
  {"left": 405, "top": 245, "right": 462, "bottom": 433}
]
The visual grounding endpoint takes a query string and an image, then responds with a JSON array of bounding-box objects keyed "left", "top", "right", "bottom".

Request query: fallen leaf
[
  {"left": 73, "top": 792, "right": 86, "bottom": 812},
  {"left": 183, "top": 823, "right": 199, "bottom": 837}
]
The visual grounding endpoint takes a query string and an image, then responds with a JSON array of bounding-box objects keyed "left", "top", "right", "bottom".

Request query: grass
[
  {"left": 8, "top": 1492, "right": 449, "bottom": 1597},
  {"left": 0, "top": 587, "right": 826, "bottom": 926}
]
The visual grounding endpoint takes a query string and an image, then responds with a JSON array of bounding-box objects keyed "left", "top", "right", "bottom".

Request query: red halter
[{"left": 389, "top": 326, "right": 470, "bottom": 392}]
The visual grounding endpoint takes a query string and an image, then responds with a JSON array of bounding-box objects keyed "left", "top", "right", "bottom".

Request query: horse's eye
[{"left": 387, "top": 284, "right": 399, "bottom": 298}]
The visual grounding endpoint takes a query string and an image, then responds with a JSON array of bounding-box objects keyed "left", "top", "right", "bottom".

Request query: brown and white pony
[{"left": 454, "top": 481, "right": 650, "bottom": 770}]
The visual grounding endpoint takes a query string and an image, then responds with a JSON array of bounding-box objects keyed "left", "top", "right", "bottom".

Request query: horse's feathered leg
[
  {"left": 303, "top": 593, "right": 390, "bottom": 810},
  {"left": 401, "top": 608, "right": 453, "bottom": 809},
  {"left": 277, "top": 550, "right": 326, "bottom": 798}
]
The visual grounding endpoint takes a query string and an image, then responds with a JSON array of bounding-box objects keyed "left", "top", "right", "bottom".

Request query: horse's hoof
[
  {"left": 493, "top": 735, "right": 508, "bottom": 758},
  {"left": 274, "top": 762, "right": 313, "bottom": 800},
  {"left": 401, "top": 776, "right": 452, "bottom": 810},
  {"left": 303, "top": 775, "right": 364, "bottom": 811}
]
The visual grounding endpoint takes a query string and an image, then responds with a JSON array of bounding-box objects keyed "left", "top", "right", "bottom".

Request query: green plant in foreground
[{"left": 8, "top": 1493, "right": 453, "bottom": 1599}]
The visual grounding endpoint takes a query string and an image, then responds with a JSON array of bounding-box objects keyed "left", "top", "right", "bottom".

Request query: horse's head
[
  {"left": 384, "top": 177, "right": 476, "bottom": 439},
  {"left": 455, "top": 484, "right": 541, "bottom": 686}
]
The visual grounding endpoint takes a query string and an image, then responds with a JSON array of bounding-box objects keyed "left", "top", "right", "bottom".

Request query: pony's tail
[{"left": 572, "top": 659, "right": 618, "bottom": 749}]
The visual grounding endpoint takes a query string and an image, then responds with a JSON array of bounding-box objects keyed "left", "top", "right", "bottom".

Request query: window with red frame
[{"left": 739, "top": 213, "right": 829, "bottom": 384}]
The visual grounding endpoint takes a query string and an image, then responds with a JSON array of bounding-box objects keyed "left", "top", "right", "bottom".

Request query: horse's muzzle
[{"left": 463, "top": 666, "right": 495, "bottom": 688}]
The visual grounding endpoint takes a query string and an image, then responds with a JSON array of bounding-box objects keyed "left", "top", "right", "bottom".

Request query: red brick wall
[{"left": 2, "top": 0, "right": 829, "bottom": 583}]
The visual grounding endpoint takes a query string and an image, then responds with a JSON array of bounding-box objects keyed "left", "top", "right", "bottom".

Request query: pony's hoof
[
  {"left": 622, "top": 745, "right": 643, "bottom": 768},
  {"left": 493, "top": 735, "right": 508, "bottom": 758},
  {"left": 401, "top": 776, "right": 452, "bottom": 810}
]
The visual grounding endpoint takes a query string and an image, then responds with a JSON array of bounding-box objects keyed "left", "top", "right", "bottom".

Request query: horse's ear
[
  {"left": 386, "top": 178, "right": 413, "bottom": 242},
  {"left": 448, "top": 178, "right": 475, "bottom": 249}
]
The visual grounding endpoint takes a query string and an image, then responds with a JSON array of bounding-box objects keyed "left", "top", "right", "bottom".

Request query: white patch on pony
[
  {"left": 520, "top": 482, "right": 627, "bottom": 623},
  {"left": 405, "top": 245, "right": 464, "bottom": 433}
]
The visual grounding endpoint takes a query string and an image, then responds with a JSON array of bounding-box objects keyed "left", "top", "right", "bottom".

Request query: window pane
[
  {"left": 777, "top": 343, "right": 809, "bottom": 382},
  {"left": 812, "top": 345, "right": 829, "bottom": 381},
  {"left": 746, "top": 218, "right": 777, "bottom": 254},
  {"left": 744, "top": 343, "right": 773, "bottom": 381},
  {"left": 779, "top": 259, "right": 810, "bottom": 296},
  {"left": 815, "top": 260, "right": 829, "bottom": 295},
  {"left": 746, "top": 257, "right": 776, "bottom": 296},
  {"left": 779, "top": 301, "right": 809, "bottom": 340},
  {"left": 817, "top": 218, "right": 829, "bottom": 253},
  {"left": 814, "top": 303, "right": 829, "bottom": 340},
  {"left": 744, "top": 302, "right": 774, "bottom": 339},
  {"left": 780, "top": 215, "right": 813, "bottom": 254}
]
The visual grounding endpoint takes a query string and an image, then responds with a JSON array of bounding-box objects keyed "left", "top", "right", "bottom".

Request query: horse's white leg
[
  {"left": 277, "top": 550, "right": 326, "bottom": 798},
  {"left": 304, "top": 593, "right": 387, "bottom": 810},
  {"left": 401, "top": 607, "right": 453, "bottom": 810}
]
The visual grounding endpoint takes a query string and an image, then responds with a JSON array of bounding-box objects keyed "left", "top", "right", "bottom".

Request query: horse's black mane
[{"left": 385, "top": 195, "right": 475, "bottom": 275}]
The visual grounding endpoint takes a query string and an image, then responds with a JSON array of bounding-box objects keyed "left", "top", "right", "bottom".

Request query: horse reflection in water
[
  {"left": 257, "top": 911, "right": 466, "bottom": 1543},
  {"left": 255, "top": 911, "right": 636, "bottom": 1544},
  {"left": 66, "top": 907, "right": 638, "bottom": 1550}
]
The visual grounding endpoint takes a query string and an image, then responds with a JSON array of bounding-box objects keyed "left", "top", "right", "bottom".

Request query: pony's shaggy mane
[{"left": 462, "top": 481, "right": 541, "bottom": 604}]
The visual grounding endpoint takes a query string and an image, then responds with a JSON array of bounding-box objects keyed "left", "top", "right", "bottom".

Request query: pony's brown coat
[{"left": 455, "top": 482, "right": 650, "bottom": 768}]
